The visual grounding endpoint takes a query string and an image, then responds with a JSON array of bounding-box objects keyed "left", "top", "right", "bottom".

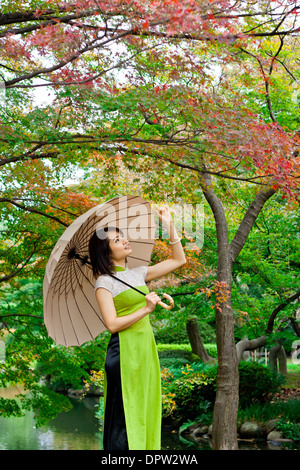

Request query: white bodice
[{"left": 94, "top": 265, "right": 147, "bottom": 298}]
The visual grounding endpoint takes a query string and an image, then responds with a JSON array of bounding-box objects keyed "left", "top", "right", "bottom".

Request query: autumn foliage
[{"left": 1, "top": 0, "right": 299, "bottom": 208}]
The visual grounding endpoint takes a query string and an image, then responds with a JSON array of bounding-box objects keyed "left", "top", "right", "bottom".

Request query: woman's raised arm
[{"left": 145, "top": 207, "right": 186, "bottom": 282}]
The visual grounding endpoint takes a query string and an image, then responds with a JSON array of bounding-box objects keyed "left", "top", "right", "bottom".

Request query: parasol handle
[{"left": 157, "top": 293, "right": 174, "bottom": 310}]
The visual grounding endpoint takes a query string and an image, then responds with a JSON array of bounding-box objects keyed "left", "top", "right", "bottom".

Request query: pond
[{"left": 0, "top": 393, "right": 279, "bottom": 451}]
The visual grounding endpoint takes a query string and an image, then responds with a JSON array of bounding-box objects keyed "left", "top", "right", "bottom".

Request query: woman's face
[{"left": 107, "top": 230, "right": 132, "bottom": 264}]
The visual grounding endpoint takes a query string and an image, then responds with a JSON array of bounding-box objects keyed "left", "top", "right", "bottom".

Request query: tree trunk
[
  {"left": 212, "top": 301, "right": 239, "bottom": 450},
  {"left": 186, "top": 318, "right": 213, "bottom": 363},
  {"left": 278, "top": 346, "right": 287, "bottom": 376},
  {"left": 269, "top": 343, "right": 281, "bottom": 372},
  {"left": 200, "top": 173, "right": 239, "bottom": 450},
  {"left": 199, "top": 173, "right": 276, "bottom": 450},
  {"left": 269, "top": 343, "right": 287, "bottom": 375},
  {"left": 211, "top": 245, "right": 239, "bottom": 450}
]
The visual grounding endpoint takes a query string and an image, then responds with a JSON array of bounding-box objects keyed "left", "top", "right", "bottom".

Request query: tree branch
[
  {"left": 0, "top": 10, "right": 97, "bottom": 38},
  {"left": 266, "top": 289, "right": 300, "bottom": 334},
  {"left": 0, "top": 313, "right": 43, "bottom": 320},
  {"left": 236, "top": 335, "right": 267, "bottom": 364},
  {"left": 0, "top": 198, "right": 68, "bottom": 226},
  {"left": 198, "top": 171, "right": 230, "bottom": 282},
  {"left": 0, "top": 248, "right": 36, "bottom": 283},
  {"left": 0, "top": 151, "right": 59, "bottom": 166},
  {"left": 236, "top": 288, "right": 300, "bottom": 362}
]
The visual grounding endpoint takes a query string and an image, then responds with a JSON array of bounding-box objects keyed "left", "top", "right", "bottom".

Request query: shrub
[
  {"left": 277, "top": 421, "right": 300, "bottom": 448},
  {"left": 157, "top": 343, "right": 217, "bottom": 368},
  {"left": 154, "top": 320, "right": 216, "bottom": 345},
  {"left": 161, "top": 360, "right": 285, "bottom": 423},
  {"left": 161, "top": 364, "right": 215, "bottom": 423},
  {"left": 204, "top": 344, "right": 217, "bottom": 358},
  {"left": 158, "top": 348, "right": 199, "bottom": 369},
  {"left": 206, "top": 361, "right": 285, "bottom": 408}
]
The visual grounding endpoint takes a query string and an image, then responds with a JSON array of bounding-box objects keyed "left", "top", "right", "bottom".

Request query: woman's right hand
[{"left": 145, "top": 292, "right": 161, "bottom": 313}]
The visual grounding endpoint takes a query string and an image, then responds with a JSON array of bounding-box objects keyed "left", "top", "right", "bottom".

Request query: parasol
[{"left": 43, "top": 195, "right": 174, "bottom": 347}]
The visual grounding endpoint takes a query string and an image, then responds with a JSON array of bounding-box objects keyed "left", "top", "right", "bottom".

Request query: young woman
[{"left": 89, "top": 207, "right": 186, "bottom": 450}]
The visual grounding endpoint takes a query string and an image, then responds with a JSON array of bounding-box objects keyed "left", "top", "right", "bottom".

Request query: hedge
[{"left": 161, "top": 361, "right": 286, "bottom": 423}]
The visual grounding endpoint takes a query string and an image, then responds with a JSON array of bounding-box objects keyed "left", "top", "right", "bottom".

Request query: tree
[{"left": 231, "top": 193, "right": 300, "bottom": 368}]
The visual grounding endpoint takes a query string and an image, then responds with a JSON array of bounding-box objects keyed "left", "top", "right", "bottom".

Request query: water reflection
[
  {"left": 0, "top": 396, "right": 274, "bottom": 451},
  {"left": 0, "top": 397, "right": 103, "bottom": 450},
  {"left": 0, "top": 397, "right": 189, "bottom": 451}
]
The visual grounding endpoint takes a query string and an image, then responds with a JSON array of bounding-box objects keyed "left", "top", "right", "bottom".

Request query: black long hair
[{"left": 89, "top": 227, "right": 123, "bottom": 277}]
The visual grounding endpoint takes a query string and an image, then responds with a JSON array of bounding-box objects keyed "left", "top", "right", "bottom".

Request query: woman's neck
[{"left": 112, "top": 260, "right": 126, "bottom": 270}]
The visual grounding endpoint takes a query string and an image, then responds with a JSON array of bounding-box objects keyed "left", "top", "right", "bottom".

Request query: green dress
[{"left": 95, "top": 265, "right": 161, "bottom": 450}]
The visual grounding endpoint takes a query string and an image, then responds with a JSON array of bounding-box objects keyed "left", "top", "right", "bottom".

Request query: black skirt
[{"left": 103, "top": 332, "right": 128, "bottom": 450}]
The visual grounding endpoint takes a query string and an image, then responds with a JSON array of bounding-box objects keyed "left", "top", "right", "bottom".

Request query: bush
[
  {"left": 204, "top": 344, "right": 217, "bottom": 358},
  {"left": 161, "top": 360, "right": 285, "bottom": 423},
  {"left": 200, "top": 361, "right": 286, "bottom": 409},
  {"left": 157, "top": 343, "right": 217, "bottom": 369},
  {"left": 158, "top": 347, "right": 200, "bottom": 369},
  {"left": 277, "top": 421, "right": 300, "bottom": 448},
  {"left": 154, "top": 320, "right": 216, "bottom": 345},
  {"left": 161, "top": 363, "right": 215, "bottom": 423}
]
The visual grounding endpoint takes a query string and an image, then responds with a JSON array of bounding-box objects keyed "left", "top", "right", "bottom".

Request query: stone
[
  {"left": 192, "top": 425, "right": 209, "bottom": 437},
  {"left": 267, "top": 430, "right": 283, "bottom": 441},
  {"left": 67, "top": 388, "right": 85, "bottom": 397},
  {"left": 265, "top": 419, "right": 281, "bottom": 435},
  {"left": 181, "top": 422, "right": 201, "bottom": 435},
  {"left": 266, "top": 429, "right": 294, "bottom": 443},
  {"left": 239, "top": 421, "right": 264, "bottom": 438}
]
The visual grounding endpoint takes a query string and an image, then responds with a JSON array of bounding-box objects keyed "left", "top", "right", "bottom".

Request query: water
[
  {"left": 0, "top": 397, "right": 103, "bottom": 450},
  {"left": 0, "top": 393, "right": 282, "bottom": 451}
]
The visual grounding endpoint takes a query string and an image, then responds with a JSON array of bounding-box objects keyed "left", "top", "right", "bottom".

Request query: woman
[{"left": 89, "top": 207, "right": 186, "bottom": 450}]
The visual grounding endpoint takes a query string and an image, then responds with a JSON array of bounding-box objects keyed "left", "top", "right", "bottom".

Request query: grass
[
  {"left": 285, "top": 372, "right": 300, "bottom": 388},
  {"left": 284, "top": 361, "right": 300, "bottom": 389},
  {"left": 157, "top": 342, "right": 218, "bottom": 359},
  {"left": 157, "top": 343, "right": 193, "bottom": 352},
  {"left": 237, "top": 399, "right": 300, "bottom": 426}
]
